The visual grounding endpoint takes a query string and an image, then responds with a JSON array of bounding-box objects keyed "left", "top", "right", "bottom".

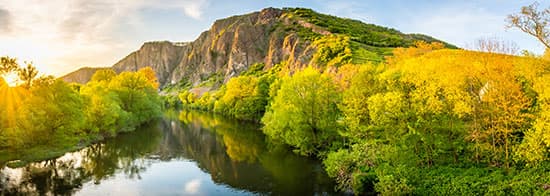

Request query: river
[{"left": 0, "top": 110, "right": 339, "bottom": 195}]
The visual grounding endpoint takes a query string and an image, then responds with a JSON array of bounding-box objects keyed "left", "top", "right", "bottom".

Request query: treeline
[
  {"left": 177, "top": 62, "right": 275, "bottom": 120},
  {"left": 176, "top": 42, "right": 550, "bottom": 195},
  {"left": 0, "top": 59, "right": 161, "bottom": 162}
]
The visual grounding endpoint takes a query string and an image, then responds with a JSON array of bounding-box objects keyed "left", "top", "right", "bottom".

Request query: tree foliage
[
  {"left": 262, "top": 67, "right": 340, "bottom": 155},
  {"left": 507, "top": 2, "right": 550, "bottom": 49},
  {"left": 0, "top": 62, "right": 161, "bottom": 157}
]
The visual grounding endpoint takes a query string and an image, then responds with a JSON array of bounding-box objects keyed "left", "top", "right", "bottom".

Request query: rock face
[
  {"left": 63, "top": 8, "right": 310, "bottom": 87},
  {"left": 61, "top": 67, "right": 109, "bottom": 84},
  {"left": 168, "top": 7, "right": 315, "bottom": 86},
  {"left": 112, "top": 41, "right": 187, "bottom": 86},
  {"left": 61, "top": 7, "right": 453, "bottom": 88}
]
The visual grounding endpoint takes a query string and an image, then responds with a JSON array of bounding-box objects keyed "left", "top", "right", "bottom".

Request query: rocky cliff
[
  {"left": 61, "top": 67, "right": 109, "bottom": 84},
  {"left": 62, "top": 7, "right": 454, "bottom": 88}
]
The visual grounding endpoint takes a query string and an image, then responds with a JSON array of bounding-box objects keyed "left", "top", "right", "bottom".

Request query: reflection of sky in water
[
  {"left": 2, "top": 167, "right": 23, "bottom": 186},
  {"left": 76, "top": 160, "right": 254, "bottom": 196},
  {"left": 184, "top": 179, "right": 201, "bottom": 194}
]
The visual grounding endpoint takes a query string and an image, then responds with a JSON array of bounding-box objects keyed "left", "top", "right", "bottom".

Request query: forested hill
[{"left": 61, "top": 7, "right": 455, "bottom": 88}]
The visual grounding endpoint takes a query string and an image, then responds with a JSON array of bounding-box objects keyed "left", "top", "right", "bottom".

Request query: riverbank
[
  {"left": 0, "top": 117, "right": 163, "bottom": 168},
  {"left": 0, "top": 143, "right": 87, "bottom": 168},
  {"left": 0, "top": 110, "right": 338, "bottom": 195},
  {"left": 0, "top": 68, "right": 162, "bottom": 168},
  {"left": 0, "top": 128, "right": 141, "bottom": 168}
]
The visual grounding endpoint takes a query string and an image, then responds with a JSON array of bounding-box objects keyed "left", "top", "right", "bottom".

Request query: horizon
[{"left": 0, "top": 0, "right": 548, "bottom": 76}]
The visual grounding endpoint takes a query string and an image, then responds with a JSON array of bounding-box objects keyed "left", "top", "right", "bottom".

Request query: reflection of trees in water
[
  {"left": 0, "top": 121, "right": 163, "bottom": 195},
  {"left": 174, "top": 110, "right": 337, "bottom": 195},
  {"left": 0, "top": 111, "right": 337, "bottom": 195},
  {"left": 0, "top": 158, "right": 87, "bottom": 195},
  {"left": 82, "top": 122, "right": 162, "bottom": 183}
]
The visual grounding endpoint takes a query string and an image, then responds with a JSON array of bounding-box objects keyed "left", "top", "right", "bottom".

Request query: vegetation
[
  {"left": 0, "top": 59, "right": 161, "bottom": 163},
  {"left": 285, "top": 7, "right": 457, "bottom": 48},
  {"left": 265, "top": 7, "right": 456, "bottom": 69},
  {"left": 172, "top": 39, "right": 550, "bottom": 194},
  {"left": 262, "top": 67, "right": 340, "bottom": 155},
  {"left": 4, "top": 3, "right": 550, "bottom": 195},
  {"left": 507, "top": 2, "right": 550, "bottom": 49}
]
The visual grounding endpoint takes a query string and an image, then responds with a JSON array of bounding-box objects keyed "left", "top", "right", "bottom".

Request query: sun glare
[{"left": 4, "top": 73, "right": 19, "bottom": 87}]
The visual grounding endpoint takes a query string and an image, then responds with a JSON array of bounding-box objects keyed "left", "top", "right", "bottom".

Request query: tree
[
  {"left": 516, "top": 74, "right": 550, "bottom": 164},
  {"left": 262, "top": 67, "right": 340, "bottom": 155},
  {"left": 90, "top": 69, "right": 116, "bottom": 83},
  {"left": 80, "top": 81, "right": 125, "bottom": 136},
  {"left": 507, "top": 2, "right": 550, "bottom": 49},
  {"left": 218, "top": 75, "right": 267, "bottom": 119},
  {"left": 0, "top": 56, "right": 18, "bottom": 74},
  {"left": 17, "top": 79, "right": 85, "bottom": 145},
  {"left": 18, "top": 62, "right": 38, "bottom": 88},
  {"left": 108, "top": 70, "right": 161, "bottom": 129},
  {"left": 138, "top": 67, "right": 159, "bottom": 89},
  {"left": 472, "top": 37, "right": 519, "bottom": 55},
  {"left": 339, "top": 64, "right": 382, "bottom": 139}
]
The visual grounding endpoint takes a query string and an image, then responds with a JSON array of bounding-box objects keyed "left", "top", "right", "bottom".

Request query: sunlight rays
[
  {"left": 0, "top": 82, "right": 29, "bottom": 127},
  {"left": 3, "top": 73, "right": 19, "bottom": 87}
]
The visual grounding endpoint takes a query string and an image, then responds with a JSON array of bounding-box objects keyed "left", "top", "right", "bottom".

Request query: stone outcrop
[
  {"left": 63, "top": 8, "right": 309, "bottom": 87},
  {"left": 61, "top": 67, "right": 109, "bottom": 84},
  {"left": 61, "top": 7, "right": 451, "bottom": 88}
]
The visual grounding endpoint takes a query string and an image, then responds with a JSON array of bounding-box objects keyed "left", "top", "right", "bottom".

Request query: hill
[
  {"left": 61, "top": 67, "right": 110, "bottom": 84},
  {"left": 62, "top": 7, "right": 455, "bottom": 88}
]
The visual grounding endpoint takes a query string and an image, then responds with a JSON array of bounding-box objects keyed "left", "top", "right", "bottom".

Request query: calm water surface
[{"left": 0, "top": 110, "right": 339, "bottom": 195}]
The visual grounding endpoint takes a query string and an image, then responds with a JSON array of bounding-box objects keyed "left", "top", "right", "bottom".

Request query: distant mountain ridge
[{"left": 61, "top": 7, "right": 456, "bottom": 88}]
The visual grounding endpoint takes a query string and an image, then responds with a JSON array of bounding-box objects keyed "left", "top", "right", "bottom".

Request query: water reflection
[{"left": 0, "top": 110, "right": 338, "bottom": 195}]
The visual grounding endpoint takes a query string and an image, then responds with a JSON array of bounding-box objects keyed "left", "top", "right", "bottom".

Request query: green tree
[
  {"left": 17, "top": 79, "right": 85, "bottom": 145},
  {"left": 218, "top": 75, "right": 268, "bottom": 119},
  {"left": 108, "top": 69, "right": 161, "bottom": 130},
  {"left": 339, "top": 64, "right": 382, "bottom": 139},
  {"left": 516, "top": 74, "right": 550, "bottom": 164},
  {"left": 80, "top": 81, "right": 126, "bottom": 137},
  {"left": 262, "top": 67, "right": 340, "bottom": 155}
]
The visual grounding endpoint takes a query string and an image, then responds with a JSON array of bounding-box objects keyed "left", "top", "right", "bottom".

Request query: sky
[{"left": 0, "top": 0, "right": 548, "bottom": 76}]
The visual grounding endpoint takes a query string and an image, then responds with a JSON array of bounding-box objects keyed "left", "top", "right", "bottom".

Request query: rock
[
  {"left": 61, "top": 67, "right": 110, "bottom": 84},
  {"left": 61, "top": 7, "right": 452, "bottom": 89}
]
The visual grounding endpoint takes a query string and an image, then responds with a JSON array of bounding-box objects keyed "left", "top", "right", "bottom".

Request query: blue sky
[{"left": 0, "top": 0, "right": 547, "bottom": 76}]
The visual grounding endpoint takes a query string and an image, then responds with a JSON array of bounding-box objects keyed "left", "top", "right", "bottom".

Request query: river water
[{"left": 0, "top": 110, "right": 339, "bottom": 195}]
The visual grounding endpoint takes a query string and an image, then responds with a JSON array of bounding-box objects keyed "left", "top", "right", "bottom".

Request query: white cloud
[
  {"left": 181, "top": 0, "right": 209, "bottom": 19},
  {"left": 0, "top": 0, "right": 209, "bottom": 76}
]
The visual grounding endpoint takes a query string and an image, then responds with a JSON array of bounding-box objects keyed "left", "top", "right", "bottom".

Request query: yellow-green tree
[
  {"left": 80, "top": 80, "right": 126, "bottom": 136},
  {"left": 91, "top": 69, "right": 116, "bottom": 82},
  {"left": 516, "top": 74, "right": 550, "bottom": 164},
  {"left": 262, "top": 67, "right": 340, "bottom": 155},
  {"left": 17, "top": 79, "right": 85, "bottom": 145},
  {"left": 108, "top": 68, "right": 161, "bottom": 130}
]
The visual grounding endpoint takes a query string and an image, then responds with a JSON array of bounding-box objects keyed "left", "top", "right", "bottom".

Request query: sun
[{"left": 3, "top": 72, "right": 19, "bottom": 87}]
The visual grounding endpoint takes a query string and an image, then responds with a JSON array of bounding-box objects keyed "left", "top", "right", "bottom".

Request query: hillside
[
  {"left": 61, "top": 7, "right": 455, "bottom": 88},
  {"left": 61, "top": 67, "right": 110, "bottom": 84}
]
